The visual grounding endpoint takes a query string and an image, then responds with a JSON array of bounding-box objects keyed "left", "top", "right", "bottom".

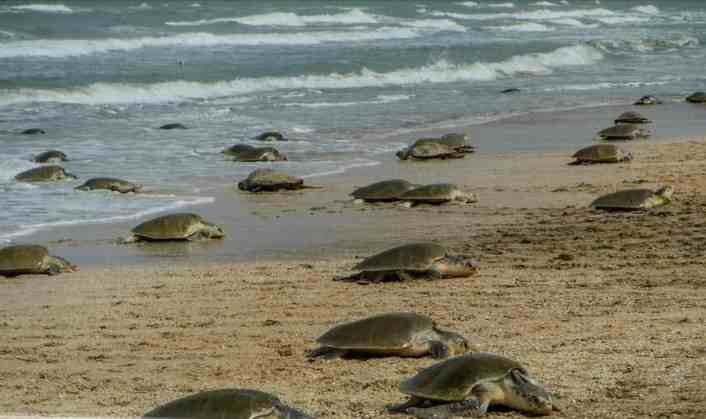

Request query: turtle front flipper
[
  {"left": 307, "top": 346, "right": 347, "bottom": 360},
  {"left": 387, "top": 396, "right": 426, "bottom": 413},
  {"left": 407, "top": 399, "right": 482, "bottom": 418},
  {"left": 118, "top": 234, "right": 140, "bottom": 244}
]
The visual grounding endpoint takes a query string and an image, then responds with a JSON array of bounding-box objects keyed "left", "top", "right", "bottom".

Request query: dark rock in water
[
  {"left": 221, "top": 143, "right": 255, "bottom": 156},
  {"left": 255, "top": 131, "right": 287, "bottom": 142},
  {"left": 686, "top": 91, "right": 706, "bottom": 103},
  {"left": 33, "top": 150, "right": 68, "bottom": 163},
  {"left": 21, "top": 128, "right": 46, "bottom": 135},
  {"left": 159, "top": 123, "right": 188, "bottom": 130},
  {"left": 633, "top": 95, "right": 662, "bottom": 106},
  {"left": 501, "top": 88, "right": 521, "bottom": 94}
]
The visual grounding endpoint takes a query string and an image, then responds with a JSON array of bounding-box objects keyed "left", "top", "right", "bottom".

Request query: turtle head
[
  {"left": 656, "top": 185, "right": 673, "bottom": 201},
  {"left": 624, "top": 151, "right": 634, "bottom": 162},
  {"left": 48, "top": 255, "right": 78, "bottom": 274},
  {"left": 439, "top": 254, "right": 479, "bottom": 277},
  {"left": 65, "top": 171, "right": 78, "bottom": 180},
  {"left": 396, "top": 148, "right": 410, "bottom": 160},
  {"left": 435, "top": 329, "right": 472, "bottom": 356},
  {"left": 453, "top": 191, "right": 477, "bottom": 204},
  {"left": 203, "top": 222, "right": 226, "bottom": 239},
  {"left": 503, "top": 369, "right": 555, "bottom": 415}
]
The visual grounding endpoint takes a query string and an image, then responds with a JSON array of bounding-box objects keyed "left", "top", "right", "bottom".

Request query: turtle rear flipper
[
  {"left": 429, "top": 341, "right": 451, "bottom": 359},
  {"left": 387, "top": 396, "right": 427, "bottom": 413}
]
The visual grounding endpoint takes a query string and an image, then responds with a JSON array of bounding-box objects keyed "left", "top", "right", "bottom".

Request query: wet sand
[{"left": 1, "top": 104, "right": 706, "bottom": 418}]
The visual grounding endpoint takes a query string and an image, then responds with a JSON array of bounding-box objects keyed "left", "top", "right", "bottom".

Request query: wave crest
[
  {"left": 0, "top": 44, "right": 604, "bottom": 106},
  {"left": 8, "top": 3, "right": 73, "bottom": 13},
  {"left": 166, "top": 8, "right": 378, "bottom": 27}
]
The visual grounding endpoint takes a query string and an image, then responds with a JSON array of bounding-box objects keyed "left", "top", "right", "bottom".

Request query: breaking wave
[
  {"left": 485, "top": 2, "right": 515, "bottom": 8},
  {"left": 166, "top": 8, "right": 378, "bottom": 27},
  {"left": 487, "top": 22, "right": 554, "bottom": 32},
  {"left": 632, "top": 5, "right": 659, "bottom": 15},
  {"left": 0, "top": 44, "right": 604, "bottom": 106},
  {"left": 531, "top": 1, "right": 560, "bottom": 6},
  {"left": 429, "top": 7, "right": 615, "bottom": 21},
  {"left": 0, "top": 28, "right": 421, "bottom": 58},
  {"left": 588, "top": 35, "right": 699, "bottom": 53},
  {"left": 7, "top": 3, "right": 73, "bottom": 13}
]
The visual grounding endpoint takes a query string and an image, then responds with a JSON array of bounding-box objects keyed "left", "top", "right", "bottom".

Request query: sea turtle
[
  {"left": 595, "top": 124, "right": 651, "bottom": 141},
  {"left": 614, "top": 111, "right": 651, "bottom": 124},
  {"left": 686, "top": 91, "right": 706, "bottom": 103},
  {"left": 0, "top": 245, "right": 77, "bottom": 277},
  {"left": 255, "top": 131, "right": 287, "bottom": 142},
  {"left": 14, "top": 165, "right": 77, "bottom": 182},
  {"left": 21, "top": 128, "right": 45, "bottom": 135},
  {"left": 397, "top": 141, "right": 466, "bottom": 161},
  {"left": 634, "top": 95, "right": 662, "bottom": 106},
  {"left": 308, "top": 312, "right": 470, "bottom": 360},
  {"left": 222, "top": 143, "right": 254, "bottom": 156},
  {"left": 438, "top": 133, "right": 475, "bottom": 153},
  {"left": 335, "top": 242, "right": 478, "bottom": 283},
  {"left": 350, "top": 179, "right": 417, "bottom": 203},
  {"left": 238, "top": 169, "right": 308, "bottom": 192},
  {"left": 590, "top": 185, "right": 673, "bottom": 211},
  {"left": 230, "top": 146, "right": 287, "bottom": 162},
  {"left": 570, "top": 144, "right": 632, "bottom": 165},
  {"left": 159, "top": 123, "right": 187, "bottom": 130},
  {"left": 75, "top": 177, "right": 142, "bottom": 193},
  {"left": 143, "top": 388, "right": 313, "bottom": 419},
  {"left": 123, "top": 213, "right": 225, "bottom": 243},
  {"left": 33, "top": 150, "right": 67, "bottom": 163},
  {"left": 388, "top": 352, "right": 558, "bottom": 418},
  {"left": 400, "top": 183, "right": 477, "bottom": 207},
  {"left": 501, "top": 88, "right": 521, "bottom": 94}
]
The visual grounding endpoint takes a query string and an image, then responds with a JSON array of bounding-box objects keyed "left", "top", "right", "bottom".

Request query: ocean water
[{"left": 1, "top": 0, "right": 705, "bottom": 242}]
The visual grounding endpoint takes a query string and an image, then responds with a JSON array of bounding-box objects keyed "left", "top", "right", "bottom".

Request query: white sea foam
[
  {"left": 428, "top": 8, "right": 615, "bottom": 21},
  {"left": 457, "top": 1, "right": 478, "bottom": 7},
  {"left": 487, "top": 22, "right": 554, "bottom": 32},
  {"left": 399, "top": 19, "right": 466, "bottom": 32},
  {"left": 0, "top": 44, "right": 603, "bottom": 106},
  {"left": 531, "top": 1, "right": 559, "bottom": 6},
  {"left": 286, "top": 94, "right": 413, "bottom": 108},
  {"left": 633, "top": 5, "right": 659, "bottom": 15},
  {"left": 166, "top": 8, "right": 378, "bottom": 27},
  {"left": 0, "top": 29, "right": 15, "bottom": 38},
  {"left": 550, "top": 18, "right": 597, "bottom": 28},
  {"left": 0, "top": 158, "right": 35, "bottom": 182},
  {"left": 8, "top": 4, "right": 73, "bottom": 13},
  {"left": 0, "top": 28, "right": 421, "bottom": 58},
  {"left": 588, "top": 35, "right": 699, "bottom": 53},
  {"left": 542, "top": 79, "right": 674, "bottom": 92},
  {"left": 132, "top": 2, "right": 152, "bottom": 10},
  {"left": 592, "top": 16, "right": 649, "bottom": 24},
  {"left": 486, "top": 2, "right": 515, "bottom": 8}
]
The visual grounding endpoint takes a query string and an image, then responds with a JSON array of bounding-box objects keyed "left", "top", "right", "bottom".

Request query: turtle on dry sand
[
  {"left": 350, "top": 179, "right": 417, "bottom": 203},
  {"left": 388, "top": 352, "right": 559, "bottom": 418},
  {"left": 400, "top": 183, "right": 477, "bottom": 207},
  {"left": 570, "top": 144, "right": 632, "bottom": 165},
  {"left": 143, "top": 388, "right": 313, "bottom": 419},
  {"left": 590, "top": 186, "right": 673, "bottom": 211},
  {"left": 308, "top": 312, "right": 471, "bottom": 360},
  {"left": 0, "top": 245, "right": 77, "bottom": 277},
  {"left": 122, "top": 213, "right": 225, "bottom": 243},
  {"left": 335, "top": 242, "right": 478, "bottom": 283}
]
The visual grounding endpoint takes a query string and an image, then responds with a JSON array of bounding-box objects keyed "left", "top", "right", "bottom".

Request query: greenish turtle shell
[
  {"left": 33, "top": 150, "right": 67, "bottom": 163},
  {"left": 238, "top": 169, "right": 304, "bottom": 192},
  {"left": 131, "top": 213, "right": 212, "bottom": 240},
  {"left": 614, "top": 111, "right": 651, "bottom": 124},
  {"left": 76, "top": 177, "right": 142, "bottom": 193},
  {"left": 597, "top": 124, "right": 648, "bottom": 140},
  {"left": 590, "top": 188, "right": 671, "bottom": 210},
  {"left": 350, "top": 179, "right": 416, "bottom": 201},
  {"left": 222, "top": 144, "right": 255, "bottom": 156},
  {"left": 572, "top": 144, "right": 631, "bottom": 163},
  {"left": 401, "top": 183, "right": 465, "bottom": 203},
  {"left": 14, "top": 165, "right": 76, "bottom": 182},
  {"left": 143, "top": 388, "right": 311, "bottom": 419},
  {"left": 317, "top": 312, "right": 436, "bottom": 351},
  {"left": 235, "top": 146, "right": 287, "bottom": 162},
  {"left": 0, "top": 245, "right": 51, "bottom": 275},
  {"left": 686, "top": 92, "right": 706, "bottom": 103},
  {"left": 355, "top": 243, "right": 448, "bottom": 272},
  {"left": 400, "top": 352, "right": 526, "bottom": 402},
  {"left": 255, "top": 131, "right": 287, "bottom": 142}
]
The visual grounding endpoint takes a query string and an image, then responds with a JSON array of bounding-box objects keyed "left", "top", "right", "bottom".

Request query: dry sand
[{"left": 1, "top": 139, "right": 705, "bottom": 418}]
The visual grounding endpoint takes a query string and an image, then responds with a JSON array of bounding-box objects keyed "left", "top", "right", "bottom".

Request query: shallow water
[{"left": 1, "top": 0, "right": 706, "bottom": 241}]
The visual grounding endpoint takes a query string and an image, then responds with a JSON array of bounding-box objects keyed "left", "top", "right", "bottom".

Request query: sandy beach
[{"left": 2, "top": 105, "right": 706, "bottom": 418}]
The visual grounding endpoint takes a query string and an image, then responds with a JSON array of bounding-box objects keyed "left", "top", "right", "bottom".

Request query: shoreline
[{"left": 10, "top": 100, "right": 706, "bottom": 268}]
